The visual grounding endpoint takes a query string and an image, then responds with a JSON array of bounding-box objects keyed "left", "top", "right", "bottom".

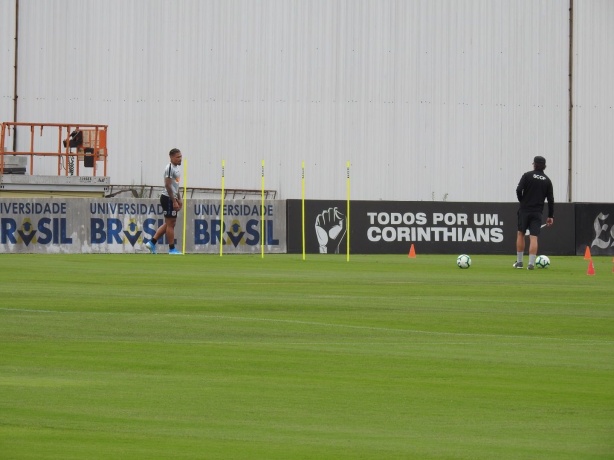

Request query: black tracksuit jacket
[{"left": 516, "top": 169, "right": 554, "bottom": 218}]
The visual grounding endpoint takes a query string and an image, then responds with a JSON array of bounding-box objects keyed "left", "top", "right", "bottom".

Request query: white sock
[
  {"left": 529, "top": 254, "right": 537, "bottom": 265},
  {"left": 516, "top": 252, "right": 523, "bottom": 263}
]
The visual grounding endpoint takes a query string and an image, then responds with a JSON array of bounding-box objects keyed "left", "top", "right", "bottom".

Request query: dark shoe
[
  {"left": 513, "top": 262, "right": 523, "bottom": 269},
  {"left": 527, "top": 264, "right": 535, "bottom": 270}
]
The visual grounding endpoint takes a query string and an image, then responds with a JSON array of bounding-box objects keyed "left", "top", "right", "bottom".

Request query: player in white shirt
[{"left": 145, "top": 148, "right": 183, "bottom": 254}]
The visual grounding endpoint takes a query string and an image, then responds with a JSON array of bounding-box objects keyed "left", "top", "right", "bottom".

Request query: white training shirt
[{"left": 161, "top": 163, "right": 181, "bottom": 198}]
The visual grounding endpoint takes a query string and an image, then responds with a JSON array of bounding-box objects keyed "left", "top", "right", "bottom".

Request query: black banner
[
  {"left": 575, "top": 204, "right": 614, "bottom": 256},
  {"left": 287, "top": 200, "right": 575, "bottom": 255}
]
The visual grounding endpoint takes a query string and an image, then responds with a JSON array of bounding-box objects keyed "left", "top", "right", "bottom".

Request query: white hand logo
[{"left": 315, "top": 207, "right": 347, "bottom": 254}]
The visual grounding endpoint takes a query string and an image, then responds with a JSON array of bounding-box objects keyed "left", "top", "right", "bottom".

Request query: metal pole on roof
[
  {"left": 12, "top": 0, "right": 20, "bottom": 151},
  {"left": 567, "top": 0, "right": 574, "bottom": 203}
]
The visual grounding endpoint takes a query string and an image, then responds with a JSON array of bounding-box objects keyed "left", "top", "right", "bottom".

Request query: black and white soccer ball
[
  {"left": 457, "top": 254, "right": 471, "bottom": 269},
  {"left": 535, "top": 255, "right": 550, "bottom": 268}
]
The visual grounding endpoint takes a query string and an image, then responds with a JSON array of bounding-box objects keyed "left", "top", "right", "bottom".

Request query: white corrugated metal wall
[
  {"left": 1, "top": 0, "right": 611, "bottom": 202},
  {"left": 0, "top": 0, "right": 17, "bottom": 123},
  {"left": 572, "top": 0, "right": 614, "bottom": 203}
]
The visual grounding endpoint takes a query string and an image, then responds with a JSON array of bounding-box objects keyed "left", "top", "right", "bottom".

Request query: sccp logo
[{"left": 591, "top": 213, "right": 614, "bottom": 249}]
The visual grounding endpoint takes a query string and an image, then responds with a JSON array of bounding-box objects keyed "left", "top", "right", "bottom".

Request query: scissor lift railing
[{"left": 0, "top": 122, "right": 108, "bottom": 177}]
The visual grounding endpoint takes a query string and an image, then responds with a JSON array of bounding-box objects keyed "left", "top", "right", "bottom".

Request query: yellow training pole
[
  {"left": 301, "top": 161, "right": 305, "bottom": 261},
  {"left": 261, "top": 160, "right": 265, "bottom": 259},
  {"left": 346, "top": 161, "right": 351, "bottom": 262},
  {"left": 182, "top": 159, "right": 188, "bottom": 254},
  {"left": 220, "top": 160, "right": 225, "bottom": 257}
]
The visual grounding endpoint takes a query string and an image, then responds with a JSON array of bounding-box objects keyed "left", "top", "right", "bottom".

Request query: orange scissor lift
[{"left": 0, "top": 122, "right": 108, "bottom": 177}]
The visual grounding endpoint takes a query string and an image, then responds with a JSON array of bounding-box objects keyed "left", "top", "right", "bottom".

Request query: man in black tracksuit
[{"left": 514, "top": 156, "right": 554, "bottom": 270}]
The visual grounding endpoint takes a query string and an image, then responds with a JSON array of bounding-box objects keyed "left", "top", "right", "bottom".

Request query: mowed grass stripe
[{"left": 2, "top": 308, "right": 614, "bottom": 347}]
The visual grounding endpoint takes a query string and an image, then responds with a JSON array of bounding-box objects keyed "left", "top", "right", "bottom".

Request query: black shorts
[
  {"left": 160, "top": 195, "right": 178, "bottom": 218},
  {"left": 517, "top": 210, "right": 542, "bottom": 236}
]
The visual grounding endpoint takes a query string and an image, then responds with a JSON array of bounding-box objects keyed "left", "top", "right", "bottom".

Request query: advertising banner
[
  {"left": 191, "top": 201, "right": 285, "bottom": 254},
  {"left": 2, "top": 197, "right": 589, "bottom": 255},
  {"left": 287, "top": 200, "right": 575, "bottom": 255},
  {"left": 0, "top": 198, "right": 286, "bottom": 254},
  {"left": 575, "top": 203, "right": 614, "bottom": 256}
]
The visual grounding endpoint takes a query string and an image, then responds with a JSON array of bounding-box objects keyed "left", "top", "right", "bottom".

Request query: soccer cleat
[
  {"left": 168, "top": 248, "right": 182, "bottom": 255},
  {"left": 145, "top": 241, "right": 156, "bottom": 254},
  {"left": 512, "top": 262, "right": 523, "bottom": 269},
  {"left": 527, "top": 264, "right": 535, "bottom": 270}
]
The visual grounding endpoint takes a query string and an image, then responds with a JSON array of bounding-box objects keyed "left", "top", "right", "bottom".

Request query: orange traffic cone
[
  {"left": 584, "top": 246, "right": 592, "bottom": 260},
  {"left": 587, "top": 260, "right": 595, "bottom": 276},
  {"left": 408, "top": 244, "right": 416, "bottom": 258}
]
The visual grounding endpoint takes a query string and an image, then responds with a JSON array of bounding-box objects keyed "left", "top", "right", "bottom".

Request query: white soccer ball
[
  {"left": 535, "top": 255, "right": 550, "bottom": 268},
  {"left": 457, "top": 254, "right": 471, "bottom": 269}
]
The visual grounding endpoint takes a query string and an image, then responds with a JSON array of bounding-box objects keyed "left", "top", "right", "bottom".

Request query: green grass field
[{"left": 1, "top": 253, "right": 613, "bottom": 459}]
